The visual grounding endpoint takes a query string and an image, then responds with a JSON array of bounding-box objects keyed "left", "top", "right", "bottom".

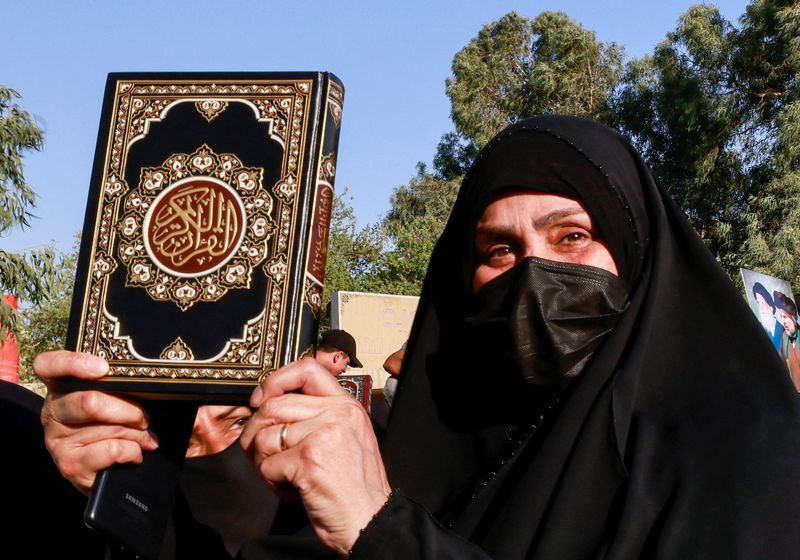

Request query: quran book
[
  {"left": 66, "top": 72, "right": 344, "bottom": 399},
  {"left": 338, "top": 374, "right": 373, "bottom": 412}
]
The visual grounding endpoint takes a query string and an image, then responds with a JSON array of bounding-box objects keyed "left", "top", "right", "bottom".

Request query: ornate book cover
[{"left": 66, "top": 72, "right": 344, "bottom": 399}]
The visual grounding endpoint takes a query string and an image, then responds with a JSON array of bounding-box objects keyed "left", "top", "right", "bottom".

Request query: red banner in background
[{"left": 0, "top": 295, "right": 20, "bottom": 384}]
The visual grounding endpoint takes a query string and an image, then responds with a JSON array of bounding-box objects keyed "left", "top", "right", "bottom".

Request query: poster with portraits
[{"left": 740, "top": 268, "right": 800, "bottom": 391}]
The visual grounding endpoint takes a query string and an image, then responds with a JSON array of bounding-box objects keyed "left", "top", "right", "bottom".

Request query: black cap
[{"left": 319, "top": 329, "right": 362, "bottom": 368}]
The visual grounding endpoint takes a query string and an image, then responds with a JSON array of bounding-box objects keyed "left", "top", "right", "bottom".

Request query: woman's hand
[
  {"left": 35, "top": 350, "right": 158, "bottom": 494},
  {"left": 241, "top": 357, "right": 391, "bottom": 556}
]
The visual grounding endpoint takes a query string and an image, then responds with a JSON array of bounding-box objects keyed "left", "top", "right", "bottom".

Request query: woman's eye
[
  {"left": 487, "top": 245, "right": 512, "bottom": 259},
  {"left": 559, "top": 230, "right": 590, "bottom": 245},
  {"left": 231, "top": 416, "right": 249, "bottom": 428}
]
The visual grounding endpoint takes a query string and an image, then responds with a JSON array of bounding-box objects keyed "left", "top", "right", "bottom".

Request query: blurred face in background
[
  {"left": 315, "top": 348, "right": 350, "bottom": 376},
  {"left": 777, "top": 308, "right": 798, "bottom": 337},
  {"left": 186, "top": 405, "right": 253, "bottom": 458},
  {"left": 756, "top": 293, "right": 775, "bottom": 329}
]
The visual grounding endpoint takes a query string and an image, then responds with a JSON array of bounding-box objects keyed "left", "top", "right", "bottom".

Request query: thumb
[{"left": 33, "top": 350, "right": 109, "bottom": 386}]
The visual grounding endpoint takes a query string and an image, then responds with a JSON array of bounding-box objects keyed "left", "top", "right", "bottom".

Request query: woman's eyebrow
[
  {"left": 474, "top": 206, "right": 589, "bottom": 242},
  {"left": 531, "top": 207, "right": 587, "bottom": 229},
  {"left": 474, "top": 223, "right": 516, "bottom": 242}
]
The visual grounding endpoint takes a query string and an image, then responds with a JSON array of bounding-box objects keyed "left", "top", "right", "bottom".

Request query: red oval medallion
[{"left": 144, "top": 177, "right": 246, "bottom": 277}]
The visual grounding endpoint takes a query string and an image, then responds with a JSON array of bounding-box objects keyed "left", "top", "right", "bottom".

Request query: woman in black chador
[
  {"left": 339, "top": 114, "right": 800, "bottom": 558},
  {"left": 241, "top": 115, "right": 800, "bottom": 558},
  {"left": 39, "top": 115, "right": 800, "bottom": 559}
]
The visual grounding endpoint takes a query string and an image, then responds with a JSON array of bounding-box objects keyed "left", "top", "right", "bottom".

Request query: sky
[{"left": 4, "top": 0, "right": 751, "bottom": 255}]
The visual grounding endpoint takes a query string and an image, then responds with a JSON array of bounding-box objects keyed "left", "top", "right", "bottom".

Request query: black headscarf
[{"left": 380, "top": 115, "right": 800, "bottom": 558}]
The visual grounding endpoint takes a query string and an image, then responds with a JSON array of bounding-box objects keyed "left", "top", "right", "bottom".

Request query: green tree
[
  {"left": 738, "top": 0, "right": 800, "bottom": 285},
  {"left": 611, "top": 1, "right": 800, "bottom": 284},
  {"left": 432, "top": 131, "right": 480, "bottom": 180},
  {"left": 446, "top": 11, "right": 624, "bottom": 149},
  {"left": 322, "top": 188, "right": 385, "bottom": 322},
  {"left": 611, "top": 5, "right": 749, "bottom": 271},
  {"left": 18, "top": 239, "right": 79, "bottom": 383},
  {"left": 0, "top": 85, "right": 57, "bottom": 340},
  {"left": 372, "top": 166, "right": 460, "bottom": 295},
  {"left": 322, "top": 171, "right": 459, "bottom": 307},
  {"left": 433, "top": 10, "right": 625, "bottom": 192}
]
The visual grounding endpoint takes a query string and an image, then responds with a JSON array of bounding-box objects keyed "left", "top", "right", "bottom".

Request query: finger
[
  {"left": 34, "top": 351, "right": 109, "bottom": 387},
  {"left": 241, "top": 393, "right": 362, "bottom": 449},
  {"left": 251, "top": 357, "right": 347, "bottom": 407},
  {"left": 246, "top": 398, "right": 371, "bottom": 459},
  {"left": 254, "top": 446, "right": 298, "bottom": 488},
  {"left": 43, "top": 389, "right": 150, "bottom": 430},
  {"left": 250, "top": 448, "right": 303, "bottom": 504},
  {"left": 52, "top": 438, "right": 149, "bottom": 494},
  {"left": 46, "top": 422, "right": 159, "bottom": 453},
  {"left": 250, "top": 392, "right": 354, "bottom": 425},
  {"left": 44, "top": 422, "right": 158, "bottom": 493},
  {"left": 248, "top": 423, "right": 284, "bottom": 465},
  {"left": 248, "top": 418, "right": 313, "bottom": 460},
  {"left": 241, "top": 405, "right": 287, "bottom": 451}
]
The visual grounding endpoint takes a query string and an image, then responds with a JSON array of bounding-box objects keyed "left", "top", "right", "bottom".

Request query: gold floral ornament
[
  {"left": 196, "top": 99, "right": 229, "bottom": 122},
  {"left": 160, "top": 337, "right": 195, "bottom": 361},
  {"left": 118, "top": 145, "right": 275, "bottom": 310}
]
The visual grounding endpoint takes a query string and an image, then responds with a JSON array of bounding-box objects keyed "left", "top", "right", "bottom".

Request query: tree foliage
[
  {"left": 611, "top": 1, "right": 800, "bottom": 284},
  {"left": 738, "top": 0, "right": 800, "bottom": 284},
  {"left": 322, "top": 187, "right": 385, "bottom": 313},
  {"left": 0, "top": 85, "right": 57, "bottom": 340},
  {"left": 446, "top": 11, "right": 624, "bottom": 148},
  {"left": 322, "top": 175, "right": 458, "bottom": 306},
  {"left": 18, "top": 239, "right": 78, "bottom": 382},
  {"left": 611, "top": 6, "right": 749, "bottom": 269},
  {"left": 371, "top": 166, "right": 460, "bottom": 295}
]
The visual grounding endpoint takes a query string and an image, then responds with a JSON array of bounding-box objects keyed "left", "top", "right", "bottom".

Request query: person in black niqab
[
  {"left": 233, "top": 115, "right": 800, "bottom": 559},
  {"left": 344, "top": 115, "right": 800, "bottom": 558}
]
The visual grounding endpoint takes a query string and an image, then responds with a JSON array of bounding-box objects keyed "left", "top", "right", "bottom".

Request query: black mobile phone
[{"left": 84, "top": 401, "right": 198, "bottom": 560}]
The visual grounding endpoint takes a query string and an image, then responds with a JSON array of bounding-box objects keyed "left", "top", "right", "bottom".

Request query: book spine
[{"left": 296, "top": 75, "right": 345, "bottom": 358}]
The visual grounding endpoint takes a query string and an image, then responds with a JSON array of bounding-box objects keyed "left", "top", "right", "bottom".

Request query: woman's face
[
  {"left": 473, "top": 191, "right": 618, "bottom": 292},
  {"left": 186, "top": 404, "right": 253, "bottom": 458}
]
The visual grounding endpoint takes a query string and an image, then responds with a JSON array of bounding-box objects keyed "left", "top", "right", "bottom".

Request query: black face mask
[
  {"left": 179, "top": 443, "right": 279, "bottom": 556},
  {"left": 462, "top": 257, "right": 629, "bottom": 386}
]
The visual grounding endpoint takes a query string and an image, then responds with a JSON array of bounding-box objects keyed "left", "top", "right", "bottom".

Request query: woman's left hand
[{"left": 240, "top": 357, "right": 391, "bottom": 556}]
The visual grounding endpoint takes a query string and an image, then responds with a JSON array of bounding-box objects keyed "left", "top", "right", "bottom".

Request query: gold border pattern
[
  {"left": 78, "top": 79, "right": 315, "bottom": 381},
  {"left": 328, "top": 81, "right": 344, "bottom": 128}
]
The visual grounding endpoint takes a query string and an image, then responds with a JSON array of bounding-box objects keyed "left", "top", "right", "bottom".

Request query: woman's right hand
[
  {"left": 35, "top": 350, "right": 159, "bottom": 494},
  {"left": 241, "top": 357, "right": 392, "bottom": 556}
]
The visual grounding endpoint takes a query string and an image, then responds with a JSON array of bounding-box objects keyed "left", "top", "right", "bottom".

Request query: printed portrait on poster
[{"left": 740, "top": 268, "right": 800, "bottom": 391}]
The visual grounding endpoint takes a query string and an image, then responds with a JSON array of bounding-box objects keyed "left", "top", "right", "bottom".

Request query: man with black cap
[{"left": 315, "top": 329, "right": 363, "bottom": 376}]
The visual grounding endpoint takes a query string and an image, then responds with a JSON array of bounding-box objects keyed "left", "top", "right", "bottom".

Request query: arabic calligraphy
[
  {"left": 119, "top": 145, "right": 272, "bottom": 309},
  {"left": 144, "top": 177, "right": 246, "bottom": 276}
]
